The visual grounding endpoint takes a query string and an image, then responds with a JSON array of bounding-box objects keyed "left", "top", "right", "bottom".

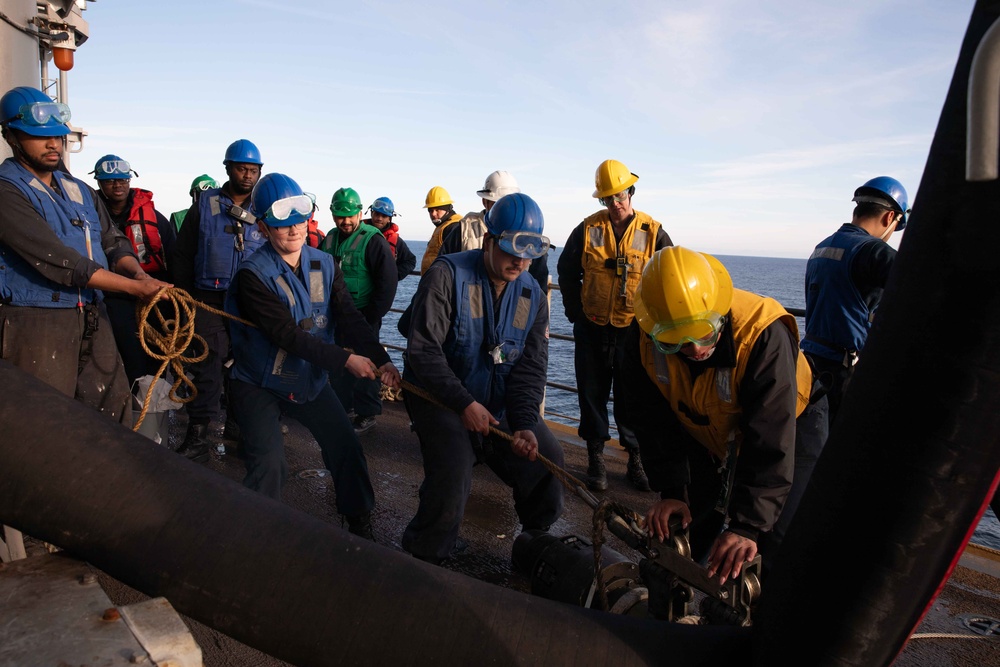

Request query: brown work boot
[
  {"left": 586, "top": 440, "right": 608, "bottom": 492},
  {"left": 626, "top": 449, "right": 651, "bottom": 492}
]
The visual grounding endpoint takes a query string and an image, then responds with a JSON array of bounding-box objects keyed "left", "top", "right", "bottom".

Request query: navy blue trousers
[
  {"left": 572, "top": 319, "right": 639, "bottom": 452},
  {"left": 401, "top": 392, "right": 565, "bottom": 563},
  {"left": 186, "top": 290, "right": 228, "bottom": 424},
  {"left": 229, "top": 379, "right": 375, "bottom": 517},
  {"left": 331, "top": 318, "right": 382, "bottom": 418}
]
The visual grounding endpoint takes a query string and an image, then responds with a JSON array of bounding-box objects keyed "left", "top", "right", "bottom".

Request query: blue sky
[{"left": 63, "top": 0, "right": 973, "bottom": 258}]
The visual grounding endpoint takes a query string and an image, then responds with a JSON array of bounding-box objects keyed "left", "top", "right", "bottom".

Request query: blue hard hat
[
  {"left": 0, "top": 86, "right": 71, "bottom": 137},
  {"left": 250, "top": 173, "right": 313, "bottom": 227},
  {"left": 853, "top": 176, "right": 910, "bottom": 230},
  {"left": 484, "top": 193, "right": 550, "bottom": 259},
  {"left": 369, "top": 196, "right": 396, "bottom": 217},
  {"left": 92, "top": 154, "right": 135, "bottom": 180},
  {"left": 224, "top": 139, "right": 263, "bottom": 166}
]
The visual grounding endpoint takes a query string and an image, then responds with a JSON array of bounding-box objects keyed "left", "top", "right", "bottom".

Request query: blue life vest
[
  {"left": 429, "top": 250, "right": 541, "bottom": 419},
  {"left": 0, "top": 158, "right": 108, "bottom": 307},
  {"left": 802, "top": 224, "right": 881, "bottom": 362},
  {"left": 226, "top": 244, "right": 337, "bottom": 403},
  {"left": 194, "top": 188, "right": 265, "bottom": 291}
]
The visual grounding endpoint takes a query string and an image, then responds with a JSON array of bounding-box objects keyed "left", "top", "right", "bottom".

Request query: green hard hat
[
  {"left": 190, "top": 174, "right": 219, "bottom": 195},
  {"left": 331, "top": 187, "right": 362, "bottom": 217}
]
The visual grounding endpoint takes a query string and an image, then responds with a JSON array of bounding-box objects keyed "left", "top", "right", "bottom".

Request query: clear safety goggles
[
  {"left": 194, "top": 180, "right": 215, "bottom": 192},
  {"left": 496, "top": 230, "right": 550, "bottom": 259},
  {"left": 598, "top": 190, "right": 630, "bottom": 207},
  {"left": 649, "top": 311, "right": 726, "bottom": 355},
  {"left": 98, "top": 160, "right": 134, "bottom": 177},
  {"left": 2, "top": 101, "right": 71, "bottom": 127},
  {"left": 263, "top": 194, "right": 315, "bottom": 222}
]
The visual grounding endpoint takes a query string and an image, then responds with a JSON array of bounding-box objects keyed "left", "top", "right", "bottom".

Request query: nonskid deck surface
[{"left": 22, "top": 401, "right": 999, "bottom": 667}]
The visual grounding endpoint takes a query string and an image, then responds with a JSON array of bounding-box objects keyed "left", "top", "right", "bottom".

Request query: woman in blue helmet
[
  {"left": 224, "top": 173, "right": 400, "bottom": 540},
  {"left": 400, "top": 192, "right": 564, "bottom": 565}
]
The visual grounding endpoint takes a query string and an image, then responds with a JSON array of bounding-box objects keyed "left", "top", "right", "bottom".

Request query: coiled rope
[{"left": 132, "top": 286, "right": 254, "bottom": 432}]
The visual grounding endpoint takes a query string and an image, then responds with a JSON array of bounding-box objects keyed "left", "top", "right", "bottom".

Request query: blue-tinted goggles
[
  {"left": 496, "top": 230, "right": 550, "bottom": 259},
  {"left": 649, "top": 313, "right": 726, "bottom": 355},
  {"left": 2, "top": 101, "right": 71, "bottom": 127},
  {"left": 262, "top": 194, "right": 314, "bottom": 223}
]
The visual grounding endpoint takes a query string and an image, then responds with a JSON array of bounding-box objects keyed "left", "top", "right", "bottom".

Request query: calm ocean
[{"left": 385, "top": 241, "right": 999, "bottom": 549}]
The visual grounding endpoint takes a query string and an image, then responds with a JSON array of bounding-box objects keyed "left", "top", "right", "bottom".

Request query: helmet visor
[
  {"left": 264, "top": 194, "right": 314, "bottom": 222},
  {"left": 98, "top": 159, "right": 133, "bottom": 177},
  {"left": 5, "top": 101, "right": 72, "bottom": 127},
  {"left": 496, "top": 230, "right": 550, "bottom": 259},
  {"left": 649, "top": 311, "right": 725, "bottom": 354}
]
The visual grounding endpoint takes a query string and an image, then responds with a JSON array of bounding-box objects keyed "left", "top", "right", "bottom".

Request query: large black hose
[
  {"left": 0, "top": 359, "right": 748, "bottom": 666},
  {"left": 754, "top": 2, "right": 1000, "bottom": 665}
]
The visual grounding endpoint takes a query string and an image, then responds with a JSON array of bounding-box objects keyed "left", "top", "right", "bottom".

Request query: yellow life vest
[
  {"left": 639, "top": 289, "right": 813, "bottom": 460},
  {"left": 421, "top": 212, "right": 463, "bottom": 274},
  {"left": 580, "top": 210, "right": 661, "bottom": 327}
]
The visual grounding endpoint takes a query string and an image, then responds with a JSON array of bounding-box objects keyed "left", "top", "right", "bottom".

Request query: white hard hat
[{"left": 477, "top": 170, "right": 521, "bottom": 202}]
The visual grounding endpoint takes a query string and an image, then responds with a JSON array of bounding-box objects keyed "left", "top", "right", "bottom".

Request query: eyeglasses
[
  {"left": 2, "top": 101, "right": 71, "bottom": 127},
  {"left": 598, "top": 190, "right": 630, "bottom": 207},
  {"left": 263, "top": 194, "right": 314, "bottom": 222},
  {"left": 496, "top": 230, "right": 550, "bottom": 259},
  {"left": 648, "top": 312, "right": 726, "bottom": 355},
  {"left": 98, "top": 160, "right": 133, "bottom": 177}
]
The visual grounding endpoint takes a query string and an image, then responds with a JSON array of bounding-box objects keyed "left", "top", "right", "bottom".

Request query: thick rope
[
  {"left": 400, "top": 379, "right": 592, "bottom": 495},
  {"left": 132, "top": 286, "right": 255, "bottom": 432},
  {"left": 133, "top": 300, "right": 646, "bottom": 602}
]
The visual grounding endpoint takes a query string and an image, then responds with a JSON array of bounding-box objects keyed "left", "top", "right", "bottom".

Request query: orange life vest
[{"left": 125, "top": 189, "right": 167, "bottom": 274}]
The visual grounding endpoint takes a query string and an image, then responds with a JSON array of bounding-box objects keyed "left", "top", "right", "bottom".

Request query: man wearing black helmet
[
  {"left": 172, "top": 139, "right": 266, "bottom": 462},
  {"left": 802, "top": 177, "right": 910, "bottom": 427}
]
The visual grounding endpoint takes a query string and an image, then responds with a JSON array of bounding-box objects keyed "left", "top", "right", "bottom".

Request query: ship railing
[{"left": 384, "top": 272, "right": 804, "bottom": 430}]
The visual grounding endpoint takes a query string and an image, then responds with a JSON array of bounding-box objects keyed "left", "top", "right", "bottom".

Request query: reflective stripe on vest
[
  {"left": 802, "top": 224, "right": 882, "bottom": 362},
  {"left": 193, "top": 188, "right": 266, "bottom": 291},
  {"left": 641, "top": 289, "right": 812, "bottom": 459},
  {"left": 0, "top": 158, "right": 108, "bottom": 307},
  {"left": 438, "top": 250, "right": 541, "bottom": 419},
  {"left": 580, "top": 209, "right": 661, "bottom": 327},
  {"left": 226, "top": 244, "right": 336, "bottom": 403}
]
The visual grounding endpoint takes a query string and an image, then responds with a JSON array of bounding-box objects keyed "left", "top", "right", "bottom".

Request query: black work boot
[
  {"left": 176, "top": 423, "right": 211, "bottom": 463},
  {"left": 222, "top": 416, "right": 241, "bottom": 442},
  {"left": 586, "top": 441, "right": 608, "bottom": 492},
  {"left": 346, "top": 513, "right": 375, "bottom": 541},
  {"left": 626, "top": 449, "right": 651, "bottom": 492}
]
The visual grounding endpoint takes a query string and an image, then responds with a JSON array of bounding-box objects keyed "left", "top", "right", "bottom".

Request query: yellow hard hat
[
  {"left": 634, "top": 247, "right": 734, "bottom": 347},
  {"left": 424, "top": 186, "right": 454, "bottom": 208},
  {"left": 593, "top": 159, "right": 639, "bottom": 199}
]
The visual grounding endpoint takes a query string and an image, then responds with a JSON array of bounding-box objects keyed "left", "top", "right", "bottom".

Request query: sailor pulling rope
[{"left": 133, "top": 285, "right": 646, "bottom": 609}]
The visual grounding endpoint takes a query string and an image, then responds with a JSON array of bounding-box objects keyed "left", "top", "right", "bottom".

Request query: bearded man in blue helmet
[
  {"left": 401, "top": 192, "right": 564, "bottom": 565},
  {"left": 0, "top": 86, "right": 170, "bottom": 423}
]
